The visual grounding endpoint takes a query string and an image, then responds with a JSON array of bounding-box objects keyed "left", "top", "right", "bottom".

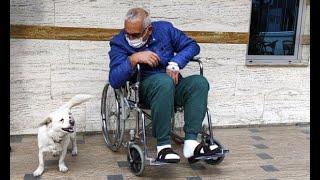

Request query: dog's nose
[{"left": 69, "top": 119, "right": 75, "bottom": 126}]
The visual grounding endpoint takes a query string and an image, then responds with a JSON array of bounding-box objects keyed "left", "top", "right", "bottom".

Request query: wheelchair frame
[{"left": 101, "top": 57, "right": 229, "bottom": 176}]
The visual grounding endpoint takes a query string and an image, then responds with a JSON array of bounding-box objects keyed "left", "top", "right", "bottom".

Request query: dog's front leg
[
  {"left": 58, "top": 147, "right": 68, "bottom": 172},
  {"left": 70, "top": 132, "right": 77, "bottom": 156},
  {"left": 33, "top": 150, "right": 45, "bottom": 176}
]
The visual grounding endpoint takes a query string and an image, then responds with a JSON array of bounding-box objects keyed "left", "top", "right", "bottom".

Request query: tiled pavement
[{"left": 10, "top": 125, "right": 310, "bottom": 180}]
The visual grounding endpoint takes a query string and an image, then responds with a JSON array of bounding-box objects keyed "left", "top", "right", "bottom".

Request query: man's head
[{"left": 124, "top": 8, "right": 152, "bottom": 48}]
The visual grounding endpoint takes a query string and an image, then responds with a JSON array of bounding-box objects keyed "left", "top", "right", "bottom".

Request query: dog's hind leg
[
  {"left": 58, "top": 147, "right": 68, "bottom": 172},
  {"left": 70, "top": 132, "right": 78, "bottom": 156},
  {"left": 33, "top": 150, "right": 45, "bottom": 176}
]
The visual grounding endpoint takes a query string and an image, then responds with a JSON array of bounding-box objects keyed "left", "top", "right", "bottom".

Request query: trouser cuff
[{"left": 185, "top": 133, "right": 198, "bottom": 140}]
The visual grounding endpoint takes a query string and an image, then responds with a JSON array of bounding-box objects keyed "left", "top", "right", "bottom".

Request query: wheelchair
[{"left": 101, "top": 57, "right": 229, "bottom": 176}]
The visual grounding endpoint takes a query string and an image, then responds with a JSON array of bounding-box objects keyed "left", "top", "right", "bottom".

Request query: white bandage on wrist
[{"left": 166, "top": 62, "right": 180, "bottom": 72}]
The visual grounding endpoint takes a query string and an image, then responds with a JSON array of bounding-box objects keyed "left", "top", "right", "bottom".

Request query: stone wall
[{"left": 10, "top": 0, "right": 310, "bottom": 135}]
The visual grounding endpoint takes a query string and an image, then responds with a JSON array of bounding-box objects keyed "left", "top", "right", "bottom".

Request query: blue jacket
[{"left": 108, "top": 21, "right": 200, "bottom": 89}]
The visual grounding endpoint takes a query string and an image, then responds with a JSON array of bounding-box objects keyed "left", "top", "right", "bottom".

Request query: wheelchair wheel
[
  {"left": 101, "top": 83, "right": 125, "bottom": 152},
  {"left": 202, "top": 125, "right": 226, "bottom": 165},
  {"left": 127, "top": 143, "right": 144, "bottom": 176}
]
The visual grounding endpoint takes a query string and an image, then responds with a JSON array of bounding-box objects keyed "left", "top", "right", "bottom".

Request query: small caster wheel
[
  {"left": 205, "top": 156, "right": 225, "bottom": 165},
  {"left": 127, "top": 143, "right": 144, "bottom": 176}
]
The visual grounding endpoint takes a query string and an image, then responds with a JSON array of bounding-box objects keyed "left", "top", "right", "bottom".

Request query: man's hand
[
  {"left": 129, "top": 51, "right": 160, "bottom": 68},
  {"left": 166, "top": 69, "right": 179, "bottom": 85},
  {"left": 166, "top": 62, "right": 180, "bottom": 85}
]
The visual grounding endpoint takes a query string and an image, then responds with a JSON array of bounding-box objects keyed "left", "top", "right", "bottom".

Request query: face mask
[{"left": 125, "top": 35, "right": 148, "bottom": 48}]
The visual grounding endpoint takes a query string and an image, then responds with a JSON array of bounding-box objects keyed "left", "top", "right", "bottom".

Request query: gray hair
[{"left": 125, "top": 8, "right": 151, "bottom": 29}]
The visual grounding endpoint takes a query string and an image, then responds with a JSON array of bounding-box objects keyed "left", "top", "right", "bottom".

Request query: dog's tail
[{"left": 62, "top": 94, "right": 94, "bottom": 109}]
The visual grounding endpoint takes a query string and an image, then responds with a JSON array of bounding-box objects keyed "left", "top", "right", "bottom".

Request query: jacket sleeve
[
  {"left": 168, "top": 23, "right": 200, "bottom": 69},
  {"left": 108, "top": 40, "right": 134, "bottom": 89}
]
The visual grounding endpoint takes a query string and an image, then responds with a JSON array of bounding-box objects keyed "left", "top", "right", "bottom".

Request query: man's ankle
[{"left": 185, "top": 133, "right": 198, "bottom": 141}]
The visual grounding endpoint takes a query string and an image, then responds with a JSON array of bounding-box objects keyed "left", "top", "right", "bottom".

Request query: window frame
[{"left": 246, "top": 0, "right": 306, "bottom": 65}]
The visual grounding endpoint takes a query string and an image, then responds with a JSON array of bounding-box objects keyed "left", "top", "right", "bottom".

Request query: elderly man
[{"left": 108, "top": 8, "right": 219, "bottom": 163}]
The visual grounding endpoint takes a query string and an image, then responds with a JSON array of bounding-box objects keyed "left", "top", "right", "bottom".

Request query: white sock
[
  {"left": 183, "top": 140, "right": 219, "bottom": 158},
  {"left": 157, "top": 144, "right": 180, "bottom": 160},
  {"left": 183, "top": 140, "right": 200, "bottom": 158}
]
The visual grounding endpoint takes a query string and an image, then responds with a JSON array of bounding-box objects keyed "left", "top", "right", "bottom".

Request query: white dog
[{"left": 33, "top": 94, "right": 93, "bottom": 176}]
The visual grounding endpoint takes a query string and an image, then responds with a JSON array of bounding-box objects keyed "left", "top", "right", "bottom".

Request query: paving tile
[
  {"left": 260, "top": 165, "right": 279, "bottom": 172},
  {"left": 251, "top": 135, "right": 265, "bottom": 141},
  {"left": 77, "top": 134, "right": 85, "bottom": 143},
  {"left": 45, "top": 160, "right": 58, "bottom": 166},
  {"left": 107, "top": 174, "right": 124, "bottom": 180},
  {"left": 253, "top": 144, "right": 268, "bottom": 149},
  {"left": 186, "top": 176, "right": 202, "bottom": 180},
  {"left": 77, "top": 139, "right": 85, "bottom": 144},
  {"left": 256, "top": 153, "right": 273, "bottom": 160},
  {"left": 117, "top": 161, "right": 129, "bottom": 167},
  {"left": 190, "top": 163, "right": 206, "bottom": 170},
  {"left": 301, "top": 129, "right": 310, "bottom": 134},
  {"left": 24, "top": 174, "right": 40, "bottom": 180},
  {"left": 10, "top": 136, "right": 23, "bottom": 143},
  {"left": 248, "top": 128, "right": 260, "bottom": 133}
]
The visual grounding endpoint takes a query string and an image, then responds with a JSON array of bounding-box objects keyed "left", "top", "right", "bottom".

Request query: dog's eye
[{"left": 60, "top": 118, "right": 64, "bottom": 122}]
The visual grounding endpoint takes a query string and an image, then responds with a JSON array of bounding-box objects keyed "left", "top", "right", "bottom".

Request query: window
[{"left": 246, "top": 0, "right": 305, "bottom": 65}]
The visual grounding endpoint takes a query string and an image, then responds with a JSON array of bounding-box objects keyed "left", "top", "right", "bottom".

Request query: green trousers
[{"left": 139, "top": 73, "right": 210, "bottom": 146}]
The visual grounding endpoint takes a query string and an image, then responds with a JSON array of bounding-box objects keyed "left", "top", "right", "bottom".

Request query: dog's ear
[{"left": 39, "top": 116, "right": 52, "bottom": 127}]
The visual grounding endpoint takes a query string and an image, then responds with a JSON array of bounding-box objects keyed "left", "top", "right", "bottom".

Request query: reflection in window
[{"left": 248, "top": 0, "right": 300, "bottom": 55}]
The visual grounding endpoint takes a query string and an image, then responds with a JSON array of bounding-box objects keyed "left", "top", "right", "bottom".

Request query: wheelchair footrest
[
  {"left": 149, "top": 159, "right": 171, "bottom": 166},
  {"left": 222, "top": 149, "right": 229, "bottom": 153},
  {"left": 146, "top": 157, "right": 173, "bottom": 166},
  {"left": 194, "top": 149, "right": 229, "bottom": 160},
  {"left": 195, "top": 154, "right": 223, "bottom": 160}
]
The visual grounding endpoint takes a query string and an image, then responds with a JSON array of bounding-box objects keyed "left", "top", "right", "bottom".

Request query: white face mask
[{"left": 125, "top": 35, "right": 147, "bottom": 48}]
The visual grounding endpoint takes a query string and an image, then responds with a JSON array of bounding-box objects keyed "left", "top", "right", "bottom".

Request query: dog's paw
[
  {"left": 33, "top": 167, "right": 44, "bottom": 177},
  {"left": 71, "top": 149, "right": 77, "bottom": 156},
  {"left": 59, "top": 164, "right": 68, "bottom": 172}
]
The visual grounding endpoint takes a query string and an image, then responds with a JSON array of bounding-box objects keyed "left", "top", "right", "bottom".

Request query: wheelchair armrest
[
  {"left": 128, "top": 63, "right": 141, "bottom": 91},
  {"left": 189, "top": 57, "right": 203, "bottom": 76}
]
